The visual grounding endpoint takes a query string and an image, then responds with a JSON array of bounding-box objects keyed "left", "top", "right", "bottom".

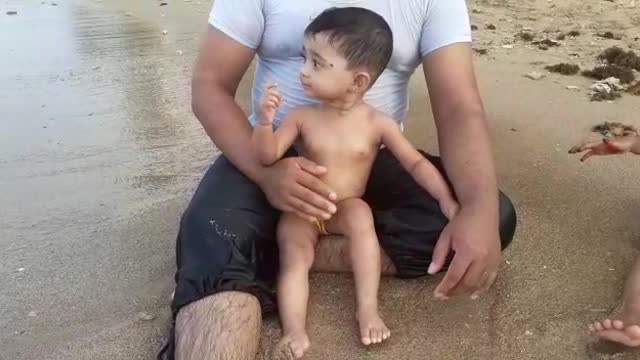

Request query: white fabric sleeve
[
  {"left": 208, "top": 0, "right": 265, "bottom": 49},
  {"left": 419, "top": 0, "right": 472, "bottom": 57}
]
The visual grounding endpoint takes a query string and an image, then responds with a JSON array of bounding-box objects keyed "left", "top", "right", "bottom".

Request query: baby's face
[{"left": 300, "top": 34, "right": 356, "bottom": 100}]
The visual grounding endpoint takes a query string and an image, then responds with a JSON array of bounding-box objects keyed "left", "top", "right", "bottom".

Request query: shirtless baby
[{"left": 251, "top": 7, "right": 458, "bottom": 359}]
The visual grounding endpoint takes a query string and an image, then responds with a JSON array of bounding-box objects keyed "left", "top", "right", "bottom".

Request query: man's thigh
[
  {"left": 364, "top": 149, "right": 517, "bottom": 278},
  {"left": 172, "top": 155, "right": 280, "bottom": 315}
]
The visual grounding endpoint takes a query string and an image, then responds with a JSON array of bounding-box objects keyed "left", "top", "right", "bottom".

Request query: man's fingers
[
  {"left": 428, "top": 228, "right": 451, "bottom": 275},
  {"left": 292, "top": 184, "right": 335, "bottom": 218},
  {"left": 296, "top": 163, "right": 337, "bottom": 201},
  {"left": 472, "top": 271, "right": 498, "bottom": 299},
  {"left": 434, "top": 255, "right": 470, "bottom": 300},
  {"left": 288, "top": 195, "right": 331, "bottom": 221},
  {"left": 445, "top": 260, "right": 486, "bottom": 298}
]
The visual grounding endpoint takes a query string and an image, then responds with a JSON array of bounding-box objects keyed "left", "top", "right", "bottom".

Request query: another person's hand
[
  {"left": 259, "top": 84, "right": 283, "bottom": 126},
  {"left": 428, "top": 204, "right": 501, "bottom": 301},
  {"left": 258, "top": 157, "right": 338, "bottom": 222},
  {"left": 569, "top": 135, "right": 640, "bottom": 162}
]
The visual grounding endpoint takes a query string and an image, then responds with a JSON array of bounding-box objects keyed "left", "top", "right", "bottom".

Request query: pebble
[
  {"left": 567, "top": 85, "right": 580, "bottom": 90},
  {"left": 6, "top": 11, "right": 18, "bottom": 15},
  {"left": 525, "top": 71, "right": 546, "bottom": 80},
  {"left": 162, "top": 30, "right": 169, "bottom": 35},
  {"left": 124, "top": 11, "right": 133, "bottom": 17},
  {"left": 137, "top": 311, "right": 156, "bottom": 321},
  {"left": 17, "top": 268, "right": 25, "bottom": 272},
  {"left": 502, "top": 44, "right": 514, "bottom": 49},
  {"left": 28, "top": 311, "right": 37, "bottom": 317},
  {"left": 177, "top": 50, "right": 183, "bottom": 55},
  {"left": 525, "top": 330, "right": 533, "bottom": 336}
]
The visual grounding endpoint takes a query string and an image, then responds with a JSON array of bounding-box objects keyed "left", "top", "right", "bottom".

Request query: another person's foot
[
  {"left": 272, "top": 332, "right": 310, "bottom": 359},
  {"left": 356, "top": 307, "right": 391, "bottom": 346},
  {"left": 589, "top": 303, "right": 640, "bottom": 347}
]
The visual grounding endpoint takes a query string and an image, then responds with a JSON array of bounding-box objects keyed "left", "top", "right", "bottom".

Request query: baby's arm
[
  {"left": 252, "top": 85, "right": 302, "bottom": 166},
  {"left": 378, "top": 116, "right": 458, "bottom": 219}
]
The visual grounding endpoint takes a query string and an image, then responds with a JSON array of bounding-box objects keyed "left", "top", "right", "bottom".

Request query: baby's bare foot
[
  {"left": 272, "top": 332, "right": 310, "bottom": 360},
  {"left": 357, "top": 308, "right": 391, "bottom": 346},
  {"left": 589, "top": 303, "right": 640, "bottom": 347}
]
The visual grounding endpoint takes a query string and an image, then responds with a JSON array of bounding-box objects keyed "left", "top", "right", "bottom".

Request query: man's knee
[{"left": 498, "top": 191, "right": 517, "bottom": 250}]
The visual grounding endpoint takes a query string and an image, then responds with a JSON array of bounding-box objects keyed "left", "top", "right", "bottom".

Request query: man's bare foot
[
  {"left": 272, "top": 332, "right": 310, "bottom": 360},
  {"left": 589, "top": 303, "right": 640, "bottom": 347},
  {"left": 356, "top": 308, "right": 391, "bottom": 346}
]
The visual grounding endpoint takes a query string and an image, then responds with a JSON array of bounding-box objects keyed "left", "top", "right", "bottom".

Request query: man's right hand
[{"left": 257, "top": 157, "right": 338, "bottom": 222}]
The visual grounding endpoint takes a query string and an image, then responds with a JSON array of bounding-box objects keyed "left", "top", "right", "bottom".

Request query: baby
[{"left": 251, "top": 7, "right": 458, "bottom": 359}]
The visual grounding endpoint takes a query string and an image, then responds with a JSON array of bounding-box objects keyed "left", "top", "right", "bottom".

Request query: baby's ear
[{"left": 352, "top": 71, "right": 371, "bottom": 93}]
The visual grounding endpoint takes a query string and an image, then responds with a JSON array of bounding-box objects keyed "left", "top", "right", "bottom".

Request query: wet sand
[{"left": 2, "top": 0, "right": 640, "bottom": 359}]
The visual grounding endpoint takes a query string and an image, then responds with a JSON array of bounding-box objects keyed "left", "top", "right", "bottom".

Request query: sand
[{"left": 2, "top": 0, "right": 640, "bottom": 359}]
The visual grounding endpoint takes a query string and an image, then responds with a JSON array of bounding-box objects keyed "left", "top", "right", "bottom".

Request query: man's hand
[
  {"left": 428, "top": 205, "right": 501, "bottom": 300},
  {"left": 258, "top": 157, "right": 338, "bottom": 222},
  {"left": 569, "top": 136, "right": 640, "bottom": 162}
]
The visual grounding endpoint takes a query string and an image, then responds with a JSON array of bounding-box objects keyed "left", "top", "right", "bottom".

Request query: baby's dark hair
[{"left": 305, "top": 7, "right": 393, "bottom": 82}]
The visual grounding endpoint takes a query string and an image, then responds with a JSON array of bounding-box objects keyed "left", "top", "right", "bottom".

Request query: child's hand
[
  {"left": 259, "top": 84, "right": 283, "bottom": 125},
  {"left": 569, "top": 135, "right": 640, "bottom": 162},
  {"left": 439, "top": 199, "right": 459, "bottom": 221}
]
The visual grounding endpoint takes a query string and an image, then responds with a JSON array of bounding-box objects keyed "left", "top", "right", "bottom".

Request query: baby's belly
[{"left": 316, "top": 161, "right": 373, "bottom": 201}]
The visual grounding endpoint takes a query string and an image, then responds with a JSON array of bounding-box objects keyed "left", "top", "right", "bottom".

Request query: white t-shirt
[{"left": 209, "top": 0, "right": 472, "bottom": 128}]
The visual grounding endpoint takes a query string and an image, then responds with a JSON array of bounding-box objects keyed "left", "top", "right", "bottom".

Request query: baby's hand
[
  {"left": 259, "top": 84, "right": 283, "bottom": 125},
  {"left": 439, "top": 199, "right": 459, "bottom": 221}
]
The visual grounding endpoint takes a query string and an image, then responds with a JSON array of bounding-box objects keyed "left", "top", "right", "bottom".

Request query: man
[{"left": 159, "top": 0, "right": 517, "bottom": 359}]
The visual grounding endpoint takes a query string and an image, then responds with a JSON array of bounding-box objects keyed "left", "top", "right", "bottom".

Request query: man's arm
[
  {"left": 192, "top": 27, "right": 263, "bottom": 181},
  {"left": 192, "top": 28, "right": 336, "bottom": 221},
  {"left": 422, "top": 43, "right": 501, "bottom": 299},
  {"left": 378, "top": 117, "right": 458, "bottom": 219}
]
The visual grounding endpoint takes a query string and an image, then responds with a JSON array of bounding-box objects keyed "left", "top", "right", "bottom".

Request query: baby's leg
[
  {"left": 326, "top": 198, "right": 390, "bottom": 346},
  {"left": 274, "top": 213, "right": 319, "bottom": 359},
  {"left": 589, "top": 255, "right": 640, "bottom": 347}
]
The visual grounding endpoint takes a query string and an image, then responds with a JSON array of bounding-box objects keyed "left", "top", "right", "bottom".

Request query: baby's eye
[{"left": 313, "top": 59, "right": 320, "bottom": 68}]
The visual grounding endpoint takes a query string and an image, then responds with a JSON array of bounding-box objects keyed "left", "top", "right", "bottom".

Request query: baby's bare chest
[{"left": 299, "top": 120, "right": 379, "bottom": 162}]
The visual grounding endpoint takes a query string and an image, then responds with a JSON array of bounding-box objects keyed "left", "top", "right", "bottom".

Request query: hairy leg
[
  {"left": 312, "top": 235, "right": 396, "bottom": 275},
  {"left": 175, "top": 291, "right": 262, "bottom": 360}
]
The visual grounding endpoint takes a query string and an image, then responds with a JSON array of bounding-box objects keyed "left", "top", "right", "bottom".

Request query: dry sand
[{"left": 2, "top": 0, "right": 640, "bottom": 359}]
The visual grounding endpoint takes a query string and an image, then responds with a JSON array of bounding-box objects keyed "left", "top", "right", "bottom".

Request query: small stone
[
  {"left": 487, "top": 24, "right": 497, "bottom": 30},
  {"left": 17, "top": 268, "right": 25, "bottom": 272},
  {"left": 160, "top": 2, "right": 168, "bottom": 6},
  {"left": 92, "top": 66, "right": 101, "bottom": 70},
  {"left": 502, "top": 44, "right": 514, "bottom": 49},
  {"left": 177, "top": 50, "right": 184, "bottom": 55},
  {"left": 525, "top": 71, "right": 546, "bottom": 80},
  {"left": 525, "top": 330, "right": 533, "bottom": 336},
  {"left": 473, "top": 48, "right": 488, "bottom": 55},
  {"left": 28, "top": 311, "right": 37, "bottom": 317},
  {"left": 510, "top": 128, "right": 517, "bottom": 132},
  {"left": 6, "top": 11, "right": 18, "bottom": 15},
  {"left": 124, "top": 11, "right": 133, "bottom": 17},
  {"left": 162, "top": 30, "right": 169, "bottom": 35},
  {"left": 471, "top": 24, "right": 478, "bottom": 31},
  {"left": 567, "top": 85, "right": 580, "bottom": 90},
  {"left": 137, "top": 311, "right": 156, "bottom": 321}
]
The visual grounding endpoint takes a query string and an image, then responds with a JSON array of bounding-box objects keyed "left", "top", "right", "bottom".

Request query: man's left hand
[{"left": 427, "top": 204, "right": 501, "bottom": 300}]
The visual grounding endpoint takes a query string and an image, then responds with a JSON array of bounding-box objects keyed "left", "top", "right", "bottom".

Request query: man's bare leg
[
  {"left": 175, "top": 291, "right": 262, "bottom": 360},
  {"left": 589, "top": 255, "right": 640, "bottom": 347},
  {"left": 312, "top": 235, "right": 396, "bottom": 275}
]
